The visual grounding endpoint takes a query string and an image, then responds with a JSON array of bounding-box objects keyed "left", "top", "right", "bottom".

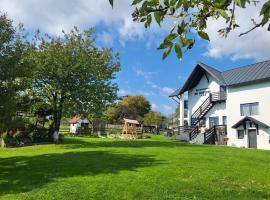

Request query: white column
[{"left": 179, "top": 95, "right": 185, "bottom": 127}]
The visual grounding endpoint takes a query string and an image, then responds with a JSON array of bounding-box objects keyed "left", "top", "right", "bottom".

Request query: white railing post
[{"left": 179, "top": 95, "right": 185, "bottom": 128}]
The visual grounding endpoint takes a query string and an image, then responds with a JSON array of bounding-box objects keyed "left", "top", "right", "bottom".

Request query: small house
[
  {"left": 69, "top": 115, "right": 89, "bottom": 135},
  {"left": 122, "top": 118, "right": 140, "bottom": 134}
]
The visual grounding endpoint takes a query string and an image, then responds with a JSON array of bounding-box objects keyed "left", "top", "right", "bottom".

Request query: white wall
[
  {"left": 205, "top": 102, "right": 227, "bottom": 128},
  {"left": 188, "top": 72, "right": 221, "bottom": 121},
  {"left": 226, "top": 81, "right": 270, "bottom": 150},
  {"left": 70, "top": 123, "right": 79, "bottom": 134}
]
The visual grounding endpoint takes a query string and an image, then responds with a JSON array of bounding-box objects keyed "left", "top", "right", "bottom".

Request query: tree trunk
[{"left": 52, "top": 94, "right": 64, "bottom": 143}]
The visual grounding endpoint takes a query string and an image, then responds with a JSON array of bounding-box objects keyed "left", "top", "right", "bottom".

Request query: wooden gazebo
[{"left": 122, "top": 118, "right": 140, "bottom": 134}]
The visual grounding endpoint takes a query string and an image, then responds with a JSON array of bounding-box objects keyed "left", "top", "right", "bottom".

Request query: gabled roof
[
  {"left": 123, "top": 118, "right": 140, "bottom": 124},
  {"left": 170, "top": 60, "right": 270, "bottom": 97},
  {"left": 232, "top": 116, "right": 269, "bottom": 129},
  {"left": 69, "top": 115, "right": 81, "bottom": 124},
  {"left": 169, "top": 62, "right": 225, "bottom": 97}
]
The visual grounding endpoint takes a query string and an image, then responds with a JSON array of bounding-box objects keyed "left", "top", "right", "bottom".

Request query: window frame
[
  {"left": 237, "top": 129, "right": 245, "bottom": 139},
  {"left": 222, "top": 116, "right": 227, "bottom": 125},
  {"left": 240, "top": 102, "right": 259, "bottom": 116}
]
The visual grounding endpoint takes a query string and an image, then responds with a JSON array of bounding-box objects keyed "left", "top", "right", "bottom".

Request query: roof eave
[{"left": 169, "top": 62, "right": 225, "bottom": 97}]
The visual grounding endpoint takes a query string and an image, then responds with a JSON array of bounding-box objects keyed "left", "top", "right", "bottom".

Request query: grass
[{"left": 0, "top": 135, "right": 270, "bottom": 200}]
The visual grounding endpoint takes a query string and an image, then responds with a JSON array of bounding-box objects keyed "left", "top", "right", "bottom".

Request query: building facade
[{"left": 170, "top": 60, "right": 270, "bottom": 150}]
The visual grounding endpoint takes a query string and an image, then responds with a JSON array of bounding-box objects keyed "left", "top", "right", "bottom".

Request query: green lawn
[{"left": 1, "top": 136, "right": 270, "bottom": 200}]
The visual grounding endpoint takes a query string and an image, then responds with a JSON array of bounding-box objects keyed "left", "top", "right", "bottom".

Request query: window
[
  {"left": 237, "top": 130, "right": 245, "bottom": 139},
  {"left": 209, "top": 117, "right": 219, "bottom": 128},
  {"left": 222, "top": 116, "right": 227, "bottom": 125},
  {"left": 240, "top": 103, "right": 259, "bottom": 116}
]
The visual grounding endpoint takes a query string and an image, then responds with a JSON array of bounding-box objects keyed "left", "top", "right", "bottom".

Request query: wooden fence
[{"left": 60, "top": 124, "right": 160, "bottom": 135}]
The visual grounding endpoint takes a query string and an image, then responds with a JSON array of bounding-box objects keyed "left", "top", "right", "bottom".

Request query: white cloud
[
  {"left": 97, "top": 31, "right": 114, "bottom": 47},
  {"left": 134, "top": 68, "right": 156, "bottom": 80},
  {"left": 205, "top": 1, "right": 270, "bottom": 61},
  {"left": 0, "top": 0, "right": 130, "bottom": 35},
  {"left": 151, "top": 103, "right": 175, "bottom": 115},
  {"left": 118, "top": 89, "right": 130, "bottom": 96},
  {"left": 162, "top": 105, "right": 174, "bottom": 114},
  {"left": 162, "top": 87, "right": 174, "bottom": 95},
  {"left": 0, "top": 0, "right": 167, "bottom": 46},
  {"left": 146, "top": 81, "right": 158, "bottom": 89},
  {"left": 136, "top": 90, "right": 156, "bottom": 97},
  {"left": 151, "top": 103, "right": 158, "bottom": 111}
]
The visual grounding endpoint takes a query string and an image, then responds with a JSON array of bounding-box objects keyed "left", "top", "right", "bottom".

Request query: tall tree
[
  {"left": 106, "top": 95, "right": 151, "bottom": 123},
  {"left": 109, "top": 0, "right": 270, "bottom": 59},
  {"left": 143, "top": 110, "right": 164, "bottom": 126},
  {"left": 27, "top": 28, "right": 120, "bottom": 141},
  {"left": 0, "top": 14, "right": 30, "bottom": 133}
]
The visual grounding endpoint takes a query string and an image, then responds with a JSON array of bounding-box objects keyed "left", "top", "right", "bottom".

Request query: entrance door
[
  {"left": 248, "top": 129, "right": 257, "bottom": 148},
  {"left": 209, "top": 117, "right": 219, "bottom": 128}
]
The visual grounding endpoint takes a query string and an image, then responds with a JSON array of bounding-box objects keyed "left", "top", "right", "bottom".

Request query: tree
[
  {"left": 0, "top": 14, "right": 30, "bottom": 133},
  {"left": 143, "top": 110, "right": 164, "bottom": 126},
  {"left": 27, "top": 28, "right": 120, "bottom": 141},
  {"left": 106, "top": 95, "right": 151, "bottom": 123},
  {"left": 109, "top": 0, "right": 270, "bottom": 59}
]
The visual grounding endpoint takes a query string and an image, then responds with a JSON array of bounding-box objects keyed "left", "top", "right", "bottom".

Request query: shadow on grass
[
  {"left": 61, "top": 137, "right": 210, "bottom": 149},
  {"left": 0, "top": 151, "right": 164, "bottom": 195}
]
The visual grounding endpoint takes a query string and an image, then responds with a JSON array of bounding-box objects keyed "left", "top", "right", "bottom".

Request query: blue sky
[{"left": 1, "top": 0, "right": 269, "bottom": 115}]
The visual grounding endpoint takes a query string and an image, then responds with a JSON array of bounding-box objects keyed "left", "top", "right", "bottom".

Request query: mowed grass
[{"left": 1, "top": 136, "right": 270, "bottom": 200}]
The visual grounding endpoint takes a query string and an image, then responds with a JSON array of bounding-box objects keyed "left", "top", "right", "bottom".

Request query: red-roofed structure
[{"left": 69, "top": 115, "right": 81, "bottom": 124}]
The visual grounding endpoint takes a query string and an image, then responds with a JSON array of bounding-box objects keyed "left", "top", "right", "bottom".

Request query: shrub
[
  {"left": 59, "top": 133, "right": 64, "bottom": 143},
  {"left": 1, "top": 132, "right": 17, "bottom": 147},
  {"left": 31, "top": 128, "right": 50, "bottom": 143},
  {"left": 13, "top": 132, "right": 32, "bottom": 146},
  {"left": 143, "top": 133, "right": 152, "bottom": 139}
]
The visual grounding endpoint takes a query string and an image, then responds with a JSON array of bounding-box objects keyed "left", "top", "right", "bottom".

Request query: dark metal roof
[
  {"left": 222, "top": 60, "right": 270, "bottom": 86},
  {"left": 232, "top": 116, "right": 269, "bottom": 129},
  {"left": 199, "top": 62, "right": 226, "bottom": 85},
  {"left": 170, "top": 60, "right": 270, "bottom": 97}
]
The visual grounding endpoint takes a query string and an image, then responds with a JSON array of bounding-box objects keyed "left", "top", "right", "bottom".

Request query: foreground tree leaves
[{"left": 109, "top": 0, "right": 270, "bottom": 60}]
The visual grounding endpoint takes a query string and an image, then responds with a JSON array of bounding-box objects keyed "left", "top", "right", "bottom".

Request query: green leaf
[
  {"left": 154, "top": 11, "right": 164, "bottom": 26},
  {"left": 176, "top": 0, "right": 184, "bottom": 9},
  {"left": 109, "top": 0, "right": 113, "bottom": 7},
  {"left": 198, "top": 31, "right": 210, "bottom": 41},
  {"left": 218, "top": 9, "right": 229, "bottom": 20},
  {"left": 260, "top": 1, "right": 270, "bottom": 15},
  {"left": 164, "top": 33, "right": 178, "bottom": 42},
  {"left": 158, "top": 41, "right": 173, "bottom": 49},
  {"left": 174, "top": 44, "right": 182, "bottom": 59},
  {"left": 132, "top": 0, "right": 144, "bottom": 5},
  {"left": 170, "top": 0, "right": 178, "bottom": 6},
  {"left": 235, "top": 0, "right": 246, "bottom": 8},
  {"left": 162, "top": 45, "right": 172, "bottom": 60},
  {"left": 145, "top": 14, "right": 152, "bottom": 28}
]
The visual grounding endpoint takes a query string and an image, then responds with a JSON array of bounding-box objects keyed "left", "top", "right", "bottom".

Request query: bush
[
  {"left": 30, "top": 128, "right": 50, "bottom": 143},
  {"left": 1, "top": 132, "right": 17, "bottom": 147},
  {"left": 143, "top": 133, "right": 152, "bottom": 139},
  {"left": 13, "top": 132, "right": 32, "bottom": 146}
]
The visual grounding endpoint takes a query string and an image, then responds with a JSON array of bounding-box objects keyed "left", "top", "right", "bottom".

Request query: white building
[
  {"left": 170, "top": 60, "right": 270, "bottom": 150},
  {"left": 69, "top": 115, "right": 89, "bottom": 134}
]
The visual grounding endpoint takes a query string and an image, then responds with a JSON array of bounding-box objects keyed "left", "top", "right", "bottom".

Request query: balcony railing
[{"left": 210, "top": 91, "right": 227, "bottom": 102}]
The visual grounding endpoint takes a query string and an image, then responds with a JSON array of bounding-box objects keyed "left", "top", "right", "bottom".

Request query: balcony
[{"left": 210, "top": 91, "right": 227, "bottom": 102}]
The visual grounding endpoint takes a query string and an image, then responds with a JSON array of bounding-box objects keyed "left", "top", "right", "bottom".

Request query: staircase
[
  {"left": 189, "top": 126, "right": 216, "bottom": 144},
  {"left": 203, "top": 127, "right": 215, "bottom": 144},
  {"left": 191, "top": 92, "right": 226, "bottom": 126},
  {"left": 188, "top": 91, "right": 226, "bottom": 144}
]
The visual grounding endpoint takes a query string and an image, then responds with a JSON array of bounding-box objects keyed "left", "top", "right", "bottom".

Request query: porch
[{"left": 179, "top": 125, "right": 228, "bottom": 145}]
